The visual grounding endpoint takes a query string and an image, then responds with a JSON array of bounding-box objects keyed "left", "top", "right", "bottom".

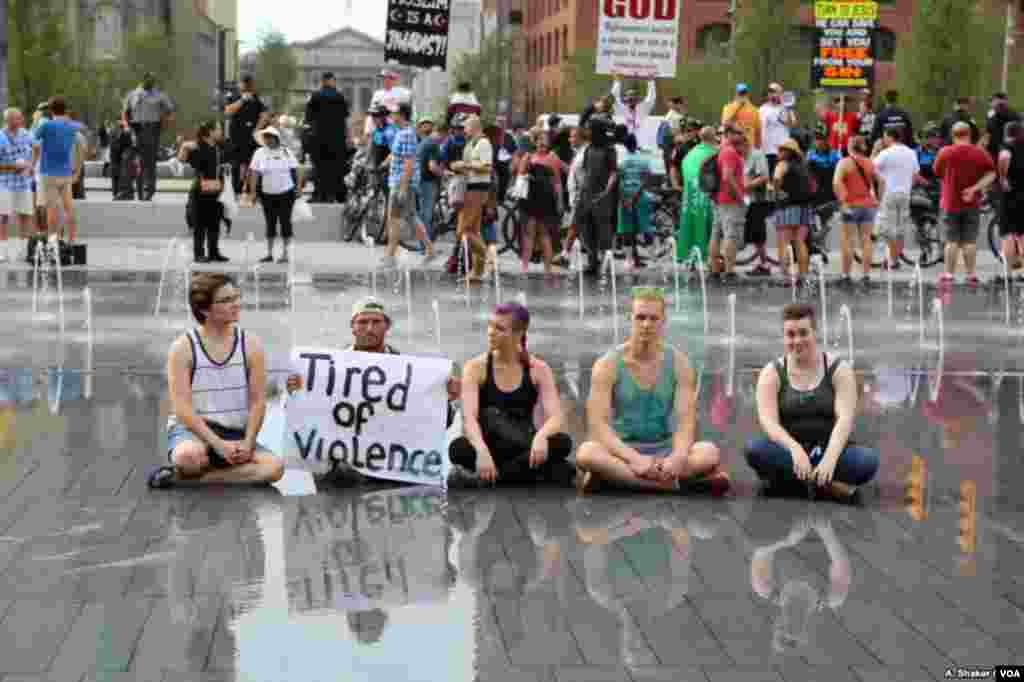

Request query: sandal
[{"left": 147, "top": 465, "right": 177, "bottom": 489}]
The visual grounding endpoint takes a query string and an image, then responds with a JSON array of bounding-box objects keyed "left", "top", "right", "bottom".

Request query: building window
[{"left": 695, "top": 23, "right": 731, "bottom": 57}]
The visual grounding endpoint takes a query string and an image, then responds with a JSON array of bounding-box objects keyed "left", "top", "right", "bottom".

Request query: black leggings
[
  {"left": 261, "top": 190, "right": 296, "bottom": 240},
  {"left": 449, "top": 432, "right": 573, "bottom": 483}
]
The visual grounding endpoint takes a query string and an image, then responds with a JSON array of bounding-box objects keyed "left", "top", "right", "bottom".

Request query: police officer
[
  {"left": 223, "top": 74, "right": 269, "bottom": 195},
  {"left": 122, "top": 71, "right": 175, "bottom": 200},
  {"left": 304, "top": 71, "right": 350, "bottom": 203}
]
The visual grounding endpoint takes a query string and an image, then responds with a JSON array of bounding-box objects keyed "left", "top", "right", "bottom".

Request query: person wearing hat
[
  {"left": 122, "top": 71, "right": 175, "bottom": 200},
  {"left": 770, "top": 138, "right": 815, "bottom": 285},
  {"left": 610, "top": 71, "right": 657, "bottom": 137},
  {"left": 246, "top": 126, "right": 303, "bottom": 264},
  {"left": 447, "top": 81, "right": 482, "bottom": 128},
  {"left": 870, "top": 90, "right": 913, "bottom": 149},
  {"left": 284, "top": 296, "right": 459, "bottom": 485},
  {"left": 304, "top": 71, "right": 351, "bottom": 204},
  {"left": 366, "top": 69, "right": 412, "bottom": 137},
  {"left": 223, "top": 74, "right": 270, "bottom": 196},
  {"left": 722, "top": 83, "right": 761, "bottom": 151}
]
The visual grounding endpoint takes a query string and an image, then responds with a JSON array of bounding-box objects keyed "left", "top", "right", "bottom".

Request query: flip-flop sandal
[{"left": 147, "top": 465, "right": 177, "bottom": 489}]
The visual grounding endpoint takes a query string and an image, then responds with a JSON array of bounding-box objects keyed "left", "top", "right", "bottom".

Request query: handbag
[
  {"left": 449, "top": 174, "right": 467, "bottom": 208},
  {"left": 509, "top": 174, "right": 530, "bottom": 200},
  {"left": 478, "top": 406, "right": 536, "bottom": 457},
  {"left": 292, "top": 195, "right": 314, "bottom": 223}
]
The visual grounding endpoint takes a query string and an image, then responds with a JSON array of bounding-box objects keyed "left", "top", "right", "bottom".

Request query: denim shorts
[
  {"left": 942, "top": 208, "right": 981, "bottom": 244},
  {"left": 628, "top": 441, "right": 673, "bottom": 458},
  {"left": 841, "top": 206, "right": 877, "bottom": 225},
  {"left": 166, "top": 421, "right": 270, "bottom": 469}
]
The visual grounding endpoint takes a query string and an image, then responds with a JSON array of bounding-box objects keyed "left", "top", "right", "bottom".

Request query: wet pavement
[{"left": 1, "top": 257, "right": 1024, "bottom": 681}]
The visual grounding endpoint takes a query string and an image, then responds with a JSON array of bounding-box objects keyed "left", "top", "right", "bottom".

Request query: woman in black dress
[
  {"left": 997, "top": 121, "right": 1024, "bottom": 279},
  {"left": 178, "top": 121, "right": 228, "bottom": 263}
]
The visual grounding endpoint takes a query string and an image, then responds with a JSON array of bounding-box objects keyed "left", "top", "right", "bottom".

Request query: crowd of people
[{"left": 149, "top": 272, "right": 879, "bottom": 505}]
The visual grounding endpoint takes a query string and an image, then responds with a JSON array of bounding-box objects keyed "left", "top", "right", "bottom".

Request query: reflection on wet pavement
[{"left": 1, "top": 273, "right": 1024, "bottom": 680}]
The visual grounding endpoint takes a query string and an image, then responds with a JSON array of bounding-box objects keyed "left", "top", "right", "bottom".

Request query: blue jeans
[
  {"left": 744, "top": 437, "right": 879, "bottom": 487},
  {"left": 417, "top": 180, "right": 438, "bottom": 238}
]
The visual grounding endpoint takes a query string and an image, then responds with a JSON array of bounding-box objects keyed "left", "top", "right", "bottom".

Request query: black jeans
[
  {"left": 449, "top": 432, "right": 573, "bottom": 484},
  {"left": 193, "top": 195, "right": 222, "bottom": 259},
  {"left": 312, "top": 142, "right": 346, "bottom": 203},
  {"left": 261, "top": 190, "right": 296, "bottom": 240},
  {"left": 231, "top": 144, "right": 258, "bottom": 196},
  {"left": 133, "top": 123, "right": 161, "bottom": 197}
]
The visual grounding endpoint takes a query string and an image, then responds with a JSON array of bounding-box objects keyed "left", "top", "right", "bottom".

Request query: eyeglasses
[{"left": 213, "top": 294, "right": 241, "bottom": 305}]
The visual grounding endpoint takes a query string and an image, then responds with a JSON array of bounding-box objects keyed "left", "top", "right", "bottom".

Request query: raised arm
[{"left": 638, "top": 79, "right": 657, "bottom": 118}]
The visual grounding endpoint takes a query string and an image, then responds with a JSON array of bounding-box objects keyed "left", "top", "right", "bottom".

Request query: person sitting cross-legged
[
  {"left": 149, "top": 273, "right": 284, "bottom": 488},
  {"left": 448, "top": 302, "right": 575, "bottom": 487},
  {"left": 745, "top": 302, "right": 879, "bottom": 502},
  {"left": 575, "top": 287, "right": 729, "bottom": 494}
]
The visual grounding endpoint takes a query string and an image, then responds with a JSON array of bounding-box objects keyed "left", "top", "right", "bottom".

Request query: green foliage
[
  {"left": 895, "top": 0, "right": 1003, "bottom": 122},
  {"left": 253, "top": 30, "right": 299, "bottom": 113},
  {"left": 7, "top": 0, "right": 88, "bottom": 116},
  {"left": 732, "top": 0, "right": 804, "bottom": 97},
  {"left": 449, "top": 32, "right": 515, "bottom": 119}
]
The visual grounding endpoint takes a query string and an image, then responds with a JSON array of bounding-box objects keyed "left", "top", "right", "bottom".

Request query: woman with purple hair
[{"left": 449, "top": 302, "right": 575, "bottom": 487}]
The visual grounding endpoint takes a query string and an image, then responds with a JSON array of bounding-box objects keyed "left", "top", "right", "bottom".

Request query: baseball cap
[
  {"left": 767, "top": 82, "right": 783, "bottom": 93},
  {"left": 380, "top": 69, "right": 399, "bottom": 79},
  {"left": 685, "top": 118, "right": 703, "bottom": 131},
  {"left": 351, "top": 296, "right": 390, "bottom": 323},
  {"left": 417, "top": 115, "right": 434, "bottom": 125},
  {"left": 736, "top": 83, "right": 749, "bottom": 94},
  {"left": 36, "top": 102, "right": 49, "bottom": 112}
]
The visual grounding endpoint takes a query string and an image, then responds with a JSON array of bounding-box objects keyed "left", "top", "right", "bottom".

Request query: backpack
[{"left": 699, "top": 153, "right": 721, "bottom": 196}]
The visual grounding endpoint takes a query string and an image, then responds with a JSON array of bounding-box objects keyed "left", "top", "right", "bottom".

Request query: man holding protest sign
[
  {"left": 451, "top": 302, "right": 575, "bottom": 487},
  {"left": 150, "top": 273, "right": 284, "bottom": 489},
  {"left": 575, "top": 287, "right": 729, "bottom": 494},
  {"left": 285, "top": 296, "right": 458, "bottom": 485}
]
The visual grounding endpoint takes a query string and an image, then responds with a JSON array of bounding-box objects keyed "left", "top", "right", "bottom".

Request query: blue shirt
[
  {"left": 0, "top": 128, "right": 35, "bottom": 193},
  {"left": 389, "top": 125, "right": 420, "bottom": 191},
  {"left": 416, "top": 136, "right": 442, "bottom": 183},
  {"left": 33, "top": 118, "right": 81, "bottom": 177},
  {"left": 618, "top": 151, "right": 649, "bottom": 195},
  {"left": 372, "top": 123, "right": 397, "bottom": 150}
]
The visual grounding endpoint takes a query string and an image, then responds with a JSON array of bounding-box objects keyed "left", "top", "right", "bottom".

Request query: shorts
[
  {"left": 166, "top": 420, "right": 270, "bottom": 469},
  {"left": 771, "top": 204, "right": 813, "bottom": 229},
  {"left": 875, "top": 192, "right": 911, "bottom": 241},
  {"left": 711, "top": 203, "right": 747, "bottom": 248},
  {"left": 40, "top": 175, "right": 73, "bottom": 208},
  {"left": 841, "top": 206, "right": 877, "bottom": 225},
  {"left": 627, "top": 441, "right": 673, "bottom": 458},
  {"left": 942, "top": 208, "right": 981, "bottom": 244},
  {"left": 388, "top": 188, "right": 419, "bottom": 240},
  {"left": 0, "top": 190, "right": 34, "bottom": 216},
  {"left": 482, "top": 221, "right": 498, "bottom": 244}
]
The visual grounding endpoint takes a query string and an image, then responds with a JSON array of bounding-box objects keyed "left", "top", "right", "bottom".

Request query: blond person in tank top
[
  {"left": 575, "top": 288, "right": 728, "bottom": 494},
  {"left": 150, "top": 273, "right": 283, "bottom": 488}
]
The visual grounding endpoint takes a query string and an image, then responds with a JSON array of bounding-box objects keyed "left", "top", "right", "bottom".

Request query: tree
[
  {"left": 895, "top": 0, "right": 1003, "bottom": 123},
  {"left": 253, "top": 30, "right": 298, "bottom": 113},
  {"left": 449, "top": 32, "right": 515, "bottom": 120},
  {"left": 731, "top": 0, "right": 803, "bottom": 99},
  {"left": 7, "top": 0, "right": 86, "bottom": 116}
]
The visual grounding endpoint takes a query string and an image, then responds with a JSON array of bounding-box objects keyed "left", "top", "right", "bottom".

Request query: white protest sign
[
  {"left": 595, "top": 0, "right": 680, "bottom": 78},
  {"left": 285, "top": 348, "right": 452, "bottom": 486}
]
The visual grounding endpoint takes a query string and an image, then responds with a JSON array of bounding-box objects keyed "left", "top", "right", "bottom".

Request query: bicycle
[{"left": 341, "top": 164, "right": 388, "bottom": 245}]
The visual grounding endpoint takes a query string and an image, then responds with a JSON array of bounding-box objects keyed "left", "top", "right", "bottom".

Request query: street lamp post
[{"left": 1001, "top": 0, "right": 1016, "bottom": 94}]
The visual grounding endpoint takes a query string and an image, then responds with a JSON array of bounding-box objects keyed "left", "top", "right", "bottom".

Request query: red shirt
[
  {"left": 933, "top": 143, "right": 996, "bottom": 212},
  {"left": 823, "top": 110, "right": 859, "bottom": 152},
  {"left": 715, "top": 142, "right": 745, "bottom": 204}
]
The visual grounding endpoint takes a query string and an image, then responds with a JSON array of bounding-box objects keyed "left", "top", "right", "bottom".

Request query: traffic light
[
  {"left": 905, "top": 454, "right": 928, "bottom": 521},
  {"left": 958, "top": 480, "right": 977, "bottom": 554}
]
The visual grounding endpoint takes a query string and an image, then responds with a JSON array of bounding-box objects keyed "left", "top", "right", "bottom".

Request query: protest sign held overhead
[
  {"left": 811, "top": 0, "right": 878, "bottom": 90},
  {"left": 386, "top": 0, "right": 452, "bottom": 70},
  {"left": 285, "top": 348, "right": 452, "bottom": 486},
  {"left": 595, "top": 0, "right": 680, "bottom": 79}
]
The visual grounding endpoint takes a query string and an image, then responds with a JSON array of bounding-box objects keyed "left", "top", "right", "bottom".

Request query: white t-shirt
[
  {"left": 364, "top": 86, "right": 413, "bottom": 135},
  {"left": 463, "top": 137, "right": 493, "bottom": 186},
  {"left": 249, "top": 146, "right": 298, "bottom": 195},
  {"left": 873, "top": 143, "right": 919, "bottom": 196},
  {"left": 759, "top": 103, "right": 790, "bottom": 156}
]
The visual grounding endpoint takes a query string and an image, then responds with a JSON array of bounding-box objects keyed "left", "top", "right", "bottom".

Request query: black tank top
[
  {"left": 776, "top": 353, "right": 839, "bottom": 450},
  {"left": 480, "top": 352, "right": 538, "bottom": 418}
]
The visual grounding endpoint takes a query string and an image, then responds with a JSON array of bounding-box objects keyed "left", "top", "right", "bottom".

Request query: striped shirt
[
  {"left": 0, "top": 128, "right": 34, "bottom": 193},
  {"left": 168, "top": 328, "right": 250, "bottom": 430},
  {"left": 389, "top": 125, "right": 421, "bottom": 191}
]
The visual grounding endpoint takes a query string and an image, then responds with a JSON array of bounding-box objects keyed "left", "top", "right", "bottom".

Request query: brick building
[{"left": 516, "top": 0, "right": 1023, "bottom": 119}]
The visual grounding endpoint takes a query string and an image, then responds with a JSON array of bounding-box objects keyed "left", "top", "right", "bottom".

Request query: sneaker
[
  {"left": 938, "top": 272, "right": 954, "bottom": 285},
  {"left": 447, "top": 464, "right": 481, "bottom": 489},
  {"left": 276, "top": 254, "right": 289, "bottom": 264},
  {"left": 553, "top": 255, "right": 570, "bottom": 268},
  {"left": 889, "top": 260, "right": 902, "bottom": 271},
  {"left": 259, "top": 255, "right": 274, "bottom": 263},
  {"left": 625, "top": 257, "right": 635, "bottom": 271},
  {"left": 378, "top": 255, "right": 398, "bottom": 270},
  {"left": 748, "top": 264, "right": 771, "bottom": 276},
  {"left": 147, "top": 465, "right": 177, "bottom": 489},
  {"left": 633, "top": 257, "right": 647, "bottom": 269},
  {"left": 445, "top": 255, "right": 459, "bottom": 274},
  {"left": 861, "top": 274, "right": 871, "bottom": 286},
  {"left": 723, "top": 272, "right": 739, "bottom": 284},
  {"left": 839, "top": 274, "right": 853, "bottom": 287},
  {"left": 966, "top": 274, "right": 980, "bottom": 287},
  {"left": 708, "top": 271, "right": 722, "bottom": 283},
  {"left": 782, "top": 276, "right": 795, "bottom": 288},
  {"left": 211, "top": 254, "right": 230, "bottom": 263}
]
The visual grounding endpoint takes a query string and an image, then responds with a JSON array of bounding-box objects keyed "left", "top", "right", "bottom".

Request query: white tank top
[{"left": 169, "top": 327, "right": 250, "bottom": 430}]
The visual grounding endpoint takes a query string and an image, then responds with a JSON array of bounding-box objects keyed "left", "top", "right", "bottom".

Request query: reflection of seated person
[
  {"left": 745, "top": 303, "right": 879, "bottom": 502},
  {"left": 152, "top": 273, "right": 284, "bottom": 488},
  {"left": 575, "top": 287, "right": 728, "bottom": 494},
  {"left": 750, "top": 508, "right": 851, "bottom": 653},
  {"left": 574, "top": 498, "right": 716, "bottom": 664},
  {"left": 450, "top": 302, "right": 575, "bottom": 487},
  {"left": 347, "top": 609, "right": 389, "bottom": 645}
]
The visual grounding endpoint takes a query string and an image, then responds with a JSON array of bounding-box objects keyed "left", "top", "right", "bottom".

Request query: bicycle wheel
[
  {"left": 900, "top": 213, "right": 944, "bottom": 268},
  {"left": 363, "top": 192, "right": 388, "bottom": 245},
  {"left": 638, "top": 203, "right": 676, "bottom": 261}
]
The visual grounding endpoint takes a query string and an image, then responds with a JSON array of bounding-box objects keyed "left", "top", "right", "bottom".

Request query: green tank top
[{"left": 611, "top": 346, "right": 676, "bottom": 445}]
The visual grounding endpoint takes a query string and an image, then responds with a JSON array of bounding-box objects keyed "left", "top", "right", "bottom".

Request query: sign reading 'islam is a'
[
  {"left": 285, "top": 348, "right": 452, "bottom": 486},
  {"left": 386, "top": 0, "right": 451, "bottom": 70}
]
